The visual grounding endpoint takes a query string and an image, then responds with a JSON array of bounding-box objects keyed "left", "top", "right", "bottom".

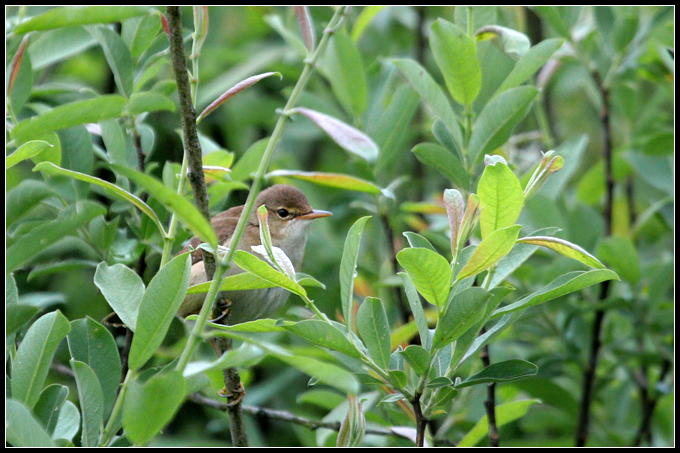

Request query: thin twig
[
  {"left": 189, "top": 393, "right": 394, "bottom": 436},
  {"left": 479, "top": 334, "right": 499, "bottom": 447},
  {"left": 575, "top": 72, "right": 613, "bottom": 448},
  {"left": 412, "top": 392, "right": 429, "bottom": 447}
]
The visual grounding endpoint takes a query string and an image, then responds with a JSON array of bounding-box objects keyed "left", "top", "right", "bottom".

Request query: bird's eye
[{"left": 277, "top": 208, "right": 289, "bottom": 218}]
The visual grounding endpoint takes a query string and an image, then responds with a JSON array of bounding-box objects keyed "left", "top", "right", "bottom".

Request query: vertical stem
[
  {"left": 575, "top": 73, "right": 613, "bottom": 447},
  {"left": 412, "top": 392, "right": 429, "bottom": 447}
]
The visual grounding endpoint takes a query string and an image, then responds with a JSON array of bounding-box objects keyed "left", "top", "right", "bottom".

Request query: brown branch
[
  {"left": 479, "top": 335, "right": 499, "bottom": 447},
  {"left": 412, "top": 392, "right": 429, "bottom": 447},
  {"left": 575, "top": 73, "right": 613, "bottom": 448},
  {"left": 165, "top": 5, "right": 247, "bottom": 447}
]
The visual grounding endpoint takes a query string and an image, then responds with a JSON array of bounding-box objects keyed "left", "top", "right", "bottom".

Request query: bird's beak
[{"left": 298, "top": 209, "right": 332, "bottom": 220}]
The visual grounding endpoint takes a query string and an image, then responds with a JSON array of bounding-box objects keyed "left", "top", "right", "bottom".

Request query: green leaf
[
  {"left": 356, "top": 297, "right": 392, "bottom": 370},
  {"left": 70, "top": 360, "right": 103, "bottom": 447},
  {"left": 127, "top": 13, "right": 162, "bottom": 61},
  {"left": 88, "top": 25, "right": 133, "bottom": 98},
  {"left": 467, "top": 86, "right": 537, "bottom": 165},
  {"left": 411, "top": 142, "right": 468, "bottom": 189},
  {"left": 11, "top": 311, "right": 71, "bottom": 408},
  {"left": 6, "top": 305, "right": 40, "bottom": 336},
  {"left": 430, "top": 19, "right": 481, "bottom": 106},
  {"left": 6, "top": 399, "right": 55, "bottom": 447},
  {"left": 492, "top": 269, "right": 620, "bottom": 318},
  {"left": 111, "top": 164, "right": 217, "bottom": 246},
  {"left": 399, "top": 273, "right": 430, "bottom": 350},
  {"left": 391, "top": 58, "right": 463, "bottom": 149},
  {"left": 32, "top": 162, "right": 166, "bottom": 237},
  {"left": 188, "top": 271, "right": 276, "bottom": 295},
  {"left": 396, "top": 247, "right": 452, "bottom": 309},
  {"left": 351, "top": 6, "right": 387, "bottom": 42},
  {"left": 457, "top": 225, "right": 522, "bottom": 281},
  {"left": 205, "top": 318, "right": 292, "bottom": 333},
  {"left": 232, "top": 250, "right": 306, "bottom": 298},
  {"left": 495, "top": 38, "right": 564, "bottom": 96},
  {"left": 125, "top": 92, "right": 176, "bottom": 115},
  {"left": 457, "top": 399, "right": 540, "bottom": 447},
  {"left": 128, "top": 254, "right": 192, "bottom": 371},
  {"left": 66, "top": 318, "right": 121, "bottom": 418},
  {"left": 272, "top": 351, "right": 359, "bottom": 396},
  {"left": 340, "top": 216, "right": 371, "bottom": 330},
  {"left": 6, "top": 179, "right": 57, "bottom": 227},
  {"left": 284, "top": 320, "right": 362, "bottom": 359},
  {"left": 11, "top": 95, "right": 126, "bottom": 145},
  {"left": 15, "top": 6, "right": 150, "bottom": 33},
  {"left": 489, "top": 227, "right": 561, "bottom": 288},
  {"left": 456, "top": 359, "right": 538, "bottom": 388},
  {"left": 518, "top": 236, "right": 605, "bottom": 269},
  {"left": 402, "top": 232, "right": 436, "bottom": 253},
  {"left": 478, "top": 162, "right": 524, "bottom": 239},
  {"left": 475, "top": 25, "right": 531, "bottom": 60},
  {"left": 432, "top": 287, "right": 491, "bottom": 349},
  {"left": 123, "top": 370, "right": 185, "bottom": 445},
  {"left": 321, "top": 32, "right": 367, "bottom": 117},
  {"left": 596, "top": 236, "right": 640, "bottom": 284},
  {"left": 52, "top": 400, "right": 80, "bottom": 442},
  {"left": 33, "top": 384, "right": 69, "bottom": 436},
  {"left": 6, "top": 140, "right": 53, "bottom": 169},
  {"left": 267, "top": 170, "right": 384, "bottom": 194},
  {"left": 6, "top": 200, "right": 105, "bottom": 273},
  {"left": 94, "top": 263, "right": 144, "bottom": 332},
  {"left": 293, "top": 108, "right": 379, "bottom": 163},
  {"left": 400, "top": 345, "right": 431, "bottom": 376}
]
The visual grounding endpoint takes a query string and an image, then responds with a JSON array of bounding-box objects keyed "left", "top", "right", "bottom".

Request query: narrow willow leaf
[
  {"left": 6, "top": 305, "right": 40, "bottom": 337},
  {"left": 467, "top": 86, "right": 538, "bottom": 165},
  {"left": 232, "top": 250, "right": 306, "bottom": 298},
  {"left": 11, "top": 95, "right": 126, "bottom": 145},
  {"left": 411, "top": 142, "right": 468, "bottom": 189},
  {"left": 187, "top": 272, "right": 276, "bottom": 295},
  {"left": 267, "top": 169, "right": 384, "bottom": 194},
  {"left": 478, "top": 162, "right": 524, "bottom": 239},
  {"left": 396, "top": 247, "right": 452, "bottom": 308},
  {"left": 15, "top": 6, "right": 150, "bottom": 33},
  {"left": 399, "top": 273, "right": 430, "bottom": 349},
  {"left": 6, "top": 140, "right": 53, "bottom": 169},
  {"left": 6, "top": 201, "right": 106, "bottom": 272},
  {"left": 294, "top": 6, "right": 315, "bottom": 52},
  {"left": 518, "top": 236, "right": 605, "bottom": 269},
  {"left": 70, "top": 360, "right": 103, "bottom": 447},
  {"left": 596, "top": 236, "right": 640, "bottom": 284},
  {"left": 489, "top": 227, "right": 561, "bottom": 288},
  {"left": 94, "top": 263, "right": 144, "bottom": 331},
  {"left": 206, "top": 318, "right": 293, "bottom": 333},
  {"left": 128, "top": 254, "right": 191, "bottom": 371},
  {"left": 33, "top": 162, "right": 166, "bottom": 237},
  {"left": 272, "top": 351, "right": 359, "bottom": 395},
  {"left": 6, "top": 179, "right": 56, "bottom": 227},
  {"left": 284, "top": 320, "right": 362, "bottom": 359},
  {"left": 264, "top": 14, "right": 307, "bottom": 56},
  {"left": 184, "top": 343, "right": 265, "bottom": 378},
  {"left": 11, "top": 311, "right": 71, "bottom": 408},
  {"left": 495, "top": 38, "right": 564, "bottom": 96},
  {"left": 197, "top": 72, "right": 281, "bottom": 123},
  {"left": 455, "top": 359, "right": 538, "bottom": 388},
  {"left": 457, "top": 225, "right": 522, "bottom": 281},
  {"left": 321, "top": 32, "right": 368, "bottom": 117},
  {"left": 6, "top": 399, "right": 55, "bottom": 447},
  {"left": 351, "top": 5, "right": 386, "bottom": 42},
  {"left": 402, "top": 232, "right": 436, "bottom": 253},
  {"left": 293, "top": 108, "right": 379, "bottom": 163},
  {"left": 430, "top": 19, "right": 481, "bottom": 107},
  {"left": 33, "top": 384, "right": 69, "bottom": 436},
  {"left": 251, "top": 245, "right": 296, "bottom": 281},
  {"left": 444, "top": 189, "right": 465, "bottom": 254},
  {"left": 340, "top": 216, "right": 371, "bottom": 329},
  {"left": 400, "top": 345, "right": 431, "bottom": 376},
  {"left": 475, "top": 25, "right": 531, "bottom": 60},
  {"left": 457, "top": 399, "right": 540, "bottom": 447},
  {"left": 492, "top": 269, "right": 620, "bottom": 318},
  {"left": 66, "top": 318, "right": 121, "bottom": 418},
  {"left": 391, "top": 58, "right": 464, "bottom": 149},
  {"left": 432, "top": 287, "right": 490, "bottom": 349},
  {"left": 337, "top": 395, "right": 366, "bottom": 447},
  {"left": 89, "top": 25, "right": 133, "bottom": 98},
  {"left": 123, "top": 370, "right": 185, "bottom": 445},
  {"left": 111, "top": 164, "right": 217, "bottom": 246},
  {"left": 125, "top": 92, "right": 175, "bottom": 115},
  {"left": 357, "top": 297, "right": 391, "bottom": 370}
]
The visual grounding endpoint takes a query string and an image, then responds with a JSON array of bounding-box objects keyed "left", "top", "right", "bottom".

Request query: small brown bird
[{"left": 178, "top": 184, "right": 331, "bottom": 324}]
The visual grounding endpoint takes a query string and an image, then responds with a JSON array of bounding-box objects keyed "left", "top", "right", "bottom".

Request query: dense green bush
[{"left": 6, "top": 6, "right": 673, "bottom": 447}]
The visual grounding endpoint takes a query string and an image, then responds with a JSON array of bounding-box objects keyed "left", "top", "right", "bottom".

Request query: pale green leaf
[
  {"left": 457, "top": 225, "right": 522, "bottom": 281},
  {"left": 396, "top": 247, "right": 452, "bottom": 308},
  {"left": 518, "top": 236, "right": 605, "bottom": 269},
  {"left": 478, "top": 162, "right": 524, "bottom": 239}
]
